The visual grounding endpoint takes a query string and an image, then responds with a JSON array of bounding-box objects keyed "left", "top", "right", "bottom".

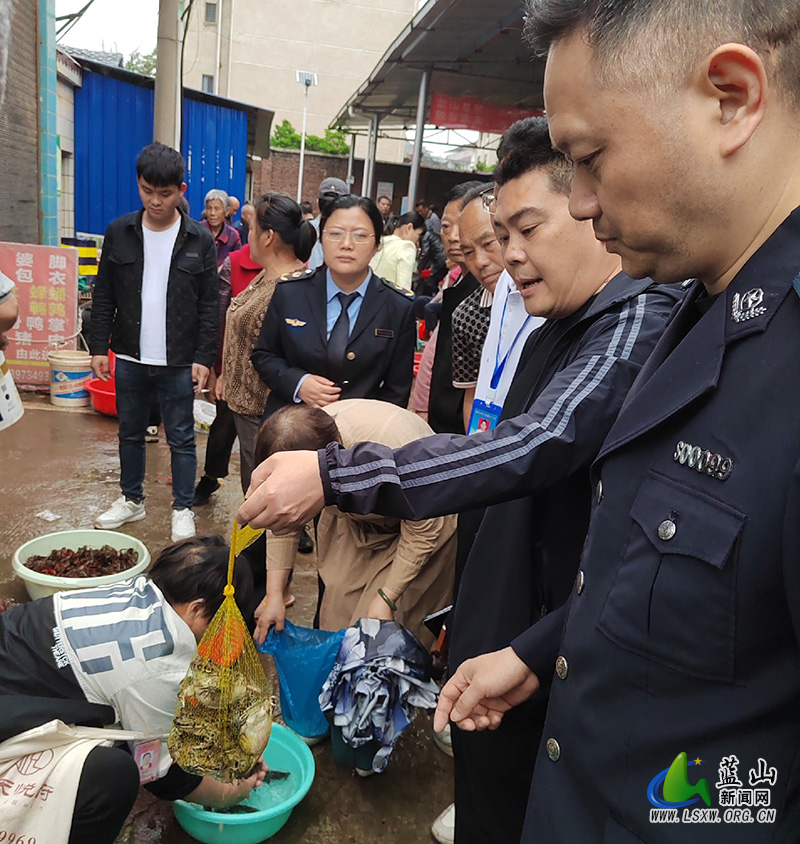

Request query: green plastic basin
[{"left": 172, "top": 723, "right": 315, "bottom": 844}]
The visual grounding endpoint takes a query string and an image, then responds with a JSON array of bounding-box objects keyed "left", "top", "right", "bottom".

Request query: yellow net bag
[{"left": 168, "top": 522, "right": 274, "bottom": 782}]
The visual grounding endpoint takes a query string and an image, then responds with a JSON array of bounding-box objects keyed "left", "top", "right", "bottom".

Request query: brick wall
[
  {"left": 251, "top": 148, "right": 490, "bottom": 217},
  {"left": 252, "top": 148, "right": 362, "bottom": 210},
  {"left": 0, "top": 0, "right": 40, "bottom": 243}
]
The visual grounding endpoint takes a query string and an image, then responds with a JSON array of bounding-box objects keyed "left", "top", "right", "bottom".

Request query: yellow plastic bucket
[
  {"left": 0, "top": 350, "right": 24, "bottom": 431},
  {"left": 48, "top": 349, "right": 92, "bottom": 407}
]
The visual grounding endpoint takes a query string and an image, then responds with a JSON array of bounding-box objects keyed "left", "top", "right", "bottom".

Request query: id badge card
[
  {"left": 468, "top": 399, "right": 503, "bottom": 434},
  {"left": 133, "top": 738, "right": 161, "bottom": 784}
]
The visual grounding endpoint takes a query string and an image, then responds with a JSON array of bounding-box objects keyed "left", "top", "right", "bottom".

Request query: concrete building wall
[
  {"left": 0, "top": 0, "right": 40, "bottom": 243},
  {"left": 182, "top": 0, "right": 417, "bottom": 169},
  {"left": 56, "top": 52, "right": 82, "bottom": 240}
]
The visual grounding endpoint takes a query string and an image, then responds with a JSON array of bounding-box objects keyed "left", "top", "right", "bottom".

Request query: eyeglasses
[
  {"left": 323, "top": 229, "right": 375, "bottom": 245},
  {"left": 480, "top": 184, "right": 497, "bottom": 215}
]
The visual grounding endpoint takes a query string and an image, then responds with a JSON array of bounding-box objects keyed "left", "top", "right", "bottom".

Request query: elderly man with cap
[{"left": 307, "top": 177, "right": 350, "bottom": 271}]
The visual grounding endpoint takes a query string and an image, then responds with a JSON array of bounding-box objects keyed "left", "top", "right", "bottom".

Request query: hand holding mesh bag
[{"left": 168, "top": 523, "right": 274, "bottom": 782}]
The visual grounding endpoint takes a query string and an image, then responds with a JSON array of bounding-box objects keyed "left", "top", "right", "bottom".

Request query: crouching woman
[{"left": 0, "top": 535, "right": 264, "bottom": 844}]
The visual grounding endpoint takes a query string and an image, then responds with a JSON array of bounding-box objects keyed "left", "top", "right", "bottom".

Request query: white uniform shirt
[
  {"left": 53, "top": 575, "right": 197, "bottom": 777},
  {"left": 474, "top": 270, "right": 543, "bottom": 408}
]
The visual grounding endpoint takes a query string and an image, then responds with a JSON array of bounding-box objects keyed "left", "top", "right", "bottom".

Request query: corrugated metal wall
[
  {"left": 0, "top": 0, "right": 40, "bottom": 242},
  {"left": 74, "top": 69, "right": 248, "bottom": 235},
  {"left": 182, "top": 97, "right": 248, "bottom": 220}
]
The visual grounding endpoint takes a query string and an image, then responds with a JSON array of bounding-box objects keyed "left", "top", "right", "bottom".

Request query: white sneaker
[
  {"left": 171, "top": 508, "right": 196, "bottom": 542},
  {"left": 145, "top": 426, "right": 159, "bottom": 443},
  {"left": 95, "top": 496, "right": 146, "bottom": 529},
  {"left": 432, "top": 803, "right": 455, "bottom": 844},
  {"left": 433, "top": 723, "right": 454, "bottom": 757}
]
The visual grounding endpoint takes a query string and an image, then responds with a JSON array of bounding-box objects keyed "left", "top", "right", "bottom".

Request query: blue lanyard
[{"left": 490, "top": 296, "right": 532, "bottom": 391}]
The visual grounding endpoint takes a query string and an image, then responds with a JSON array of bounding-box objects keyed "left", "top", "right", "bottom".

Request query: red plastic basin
[{"left": 86, "top": 378, "right": 117, "bottom": 417}]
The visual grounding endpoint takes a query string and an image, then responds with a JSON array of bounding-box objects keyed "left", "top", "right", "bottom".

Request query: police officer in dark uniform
[
  {"left": 252, "top": 195, "right": 416, "bottom": 419},
  {"left": 426, "top": 2, "right": 800, "bottom": 842},
  {"left": 239, "top": 1, "right": 800, "bottom": 841}
]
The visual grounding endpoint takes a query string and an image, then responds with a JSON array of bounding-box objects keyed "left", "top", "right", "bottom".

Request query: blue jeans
[{"left": 115, "top": 358, "right": 196, "bottom": 510}]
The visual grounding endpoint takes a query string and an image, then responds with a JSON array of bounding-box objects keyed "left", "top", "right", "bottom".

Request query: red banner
[
  {"left": 430, "top": 93, "right": 544, "bottom": 135},
  {"left": 0, "top": 242, "right": 80, "bottom": 386}
]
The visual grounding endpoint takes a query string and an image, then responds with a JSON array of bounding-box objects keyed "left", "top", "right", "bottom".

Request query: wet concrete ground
[{"left": 1, "top": 396, "right": 454, "bottom": 844}]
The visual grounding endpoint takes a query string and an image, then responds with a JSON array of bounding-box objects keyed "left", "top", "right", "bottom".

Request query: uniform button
[
  {"left": 596, "top": 479, "right": 603, "bottom": 503},
  {"left": 346, "top": 351, "right": 356, "bottom": 360},
  {"left": 555, "top": 656, "right": 568, "bottom": 680},
  {"left": 546, "top": 738, "right": 561, "bottom": 762},
  {"left": 575, "top": 570, "right": 585, "bottom": 595},
  {"left": 658, "top": 519, "right": 677, "bottom": 541}
]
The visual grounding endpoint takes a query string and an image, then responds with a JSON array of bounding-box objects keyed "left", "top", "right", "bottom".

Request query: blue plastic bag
[{"left": 258, "top": 620, "right": 346, "bottom": 739}]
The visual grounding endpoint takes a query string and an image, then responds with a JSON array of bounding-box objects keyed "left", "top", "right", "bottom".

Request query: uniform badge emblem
[
  {"left": 731, "top": 288, "right": 766, "bottom": 323},
  {"left": 285, "top": 318, "right": 307, "bottom": 327},
  {"left": 674, "top": 441, "right": 733, "bottom": 481}
]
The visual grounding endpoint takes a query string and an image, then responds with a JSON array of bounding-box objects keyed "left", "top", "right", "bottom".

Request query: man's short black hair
[
  {"left": 524, "top": 0, "right": 800, "bottom": 108},
  {"left": 442, "top": 181, "right": 485, "bottom": 211},
  {"left": 493, "top": 116, "right": 573, "bottom": 197},
  {"left": 414, "top": 199, "right": 430, "bottom": 209},
  {"left": 149, "top": 535, "right": 253, "bottom": 620},
  {"left": 254, "top": 405, "right": 341, "bottom": 465},
  {"left": 136, "top": 142, "right": 186, "bottom": 188}
]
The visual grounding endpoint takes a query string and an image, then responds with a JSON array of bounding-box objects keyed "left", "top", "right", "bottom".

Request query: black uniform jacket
[
  {"left": 505, "top": 206, "right": 800, "bottom": 843},
  {"left": 252, "top": 266, "right": 416, "bottom": 418},
  {"left": 89, "top": 209, "right": 219, "bottom": 368}
]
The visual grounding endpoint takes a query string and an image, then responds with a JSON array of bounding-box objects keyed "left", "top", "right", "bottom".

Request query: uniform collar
[
  {"left": 326, "top": 269, "right": 372, "bottom": 303},
  {"left": 722, "top": 203, "right": 800, "bottom": 345},
  {"left": 597, "top": 204, "right": 800, "bottom": 462}
]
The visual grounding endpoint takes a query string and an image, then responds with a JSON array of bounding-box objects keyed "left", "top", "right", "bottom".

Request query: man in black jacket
[
  {"left": 89, "top": 143, "right": 219, "bottom": 543},
  {"left": 236, "top": 120, "right": 683, "bottom": 843}
]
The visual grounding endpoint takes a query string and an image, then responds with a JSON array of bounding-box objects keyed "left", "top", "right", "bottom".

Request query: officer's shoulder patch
[
  {"left": 380, "top": 277, "right": 414, "bottom": 298},
  {"left": 278, "top": 268, "right": 315, "bottom": 283}
]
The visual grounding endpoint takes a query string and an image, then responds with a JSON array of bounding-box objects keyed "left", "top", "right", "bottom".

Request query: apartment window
[
  {"left": 201, "top": 74, "right": 215, "bottom": 94},
  {"left": 204, "top": 2, "right": 217, "bottom": 24}
]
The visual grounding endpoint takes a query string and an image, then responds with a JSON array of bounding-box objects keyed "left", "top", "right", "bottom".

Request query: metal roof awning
[{"left": 332, "top": 0, "right": 546, "bottom": 132}]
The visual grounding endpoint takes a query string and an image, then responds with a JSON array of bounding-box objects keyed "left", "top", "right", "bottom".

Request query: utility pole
[{"left": 154, "top": 0, "right": 181, "bottom": 149}]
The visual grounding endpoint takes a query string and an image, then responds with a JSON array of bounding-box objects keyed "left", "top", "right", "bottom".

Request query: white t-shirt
[
  {"left": 53, "top": 575, "right": 197, "bottom": 777},
  {"left": 138, "top": 217, "right": 180, "bottom": 365},
  {"left": 474, "top": 270, "right": 544, "bottom": 408}
]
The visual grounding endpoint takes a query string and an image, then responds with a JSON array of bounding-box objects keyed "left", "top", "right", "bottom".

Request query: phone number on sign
[{"left": 10, "top": 368, "right": 49, "bottom": 384}]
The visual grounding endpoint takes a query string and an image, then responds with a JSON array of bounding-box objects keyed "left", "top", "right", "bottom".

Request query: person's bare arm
[{"left": 183, "top": 763, "right": 267, "bottom": 808}]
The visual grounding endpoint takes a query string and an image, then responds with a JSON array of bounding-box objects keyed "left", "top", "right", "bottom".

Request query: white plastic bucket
[
  {"left": 48, "top": 349, "right": 92, "bottom": 407},
  {"left": 0, "top": 350, "right": 24, "bottom": 431}
]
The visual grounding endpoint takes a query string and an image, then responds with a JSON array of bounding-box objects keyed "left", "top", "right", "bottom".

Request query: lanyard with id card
[
  {"left": 468, "top": 302, "right": 532, "bottom": 434},
  {"left": 133, "top": 736, "right": 165, "bottom": 784}
]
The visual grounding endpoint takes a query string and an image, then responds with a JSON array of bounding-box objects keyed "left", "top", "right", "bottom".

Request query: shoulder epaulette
[
  {"left": 278, "top": 268, "right": 315, "bottom": 283},
  {"left": 380, "top": 277, "right": 414, "bottom": 298}
]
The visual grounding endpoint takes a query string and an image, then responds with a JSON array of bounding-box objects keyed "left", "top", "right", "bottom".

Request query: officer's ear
[{"left": 698, "top": 43, "right": 767, "bottom": 159}]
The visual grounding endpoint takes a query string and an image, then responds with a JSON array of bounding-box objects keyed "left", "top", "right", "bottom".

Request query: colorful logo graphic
[{"left": 648, "top": 752, "right": 712, "bottom": 809}]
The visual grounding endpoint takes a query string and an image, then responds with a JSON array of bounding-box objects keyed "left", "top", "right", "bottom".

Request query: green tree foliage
[
  {"left": 271, "top": 119, "right": 350, "bottom": 156},
  {"left": 476, "top": 160, "right": 494, "bottom": 173},
  {"left": 125, "top": 48, "right": 157, "bottom": 77}
]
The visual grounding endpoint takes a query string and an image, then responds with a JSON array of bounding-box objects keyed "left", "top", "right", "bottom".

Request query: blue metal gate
[{"left": 74, "top": 67, "right": 248, "bottom": 235}]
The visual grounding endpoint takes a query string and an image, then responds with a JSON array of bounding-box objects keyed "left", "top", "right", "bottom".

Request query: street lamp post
[{"left": 296, "top": 70, "right": 318, "bottom": 202}]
